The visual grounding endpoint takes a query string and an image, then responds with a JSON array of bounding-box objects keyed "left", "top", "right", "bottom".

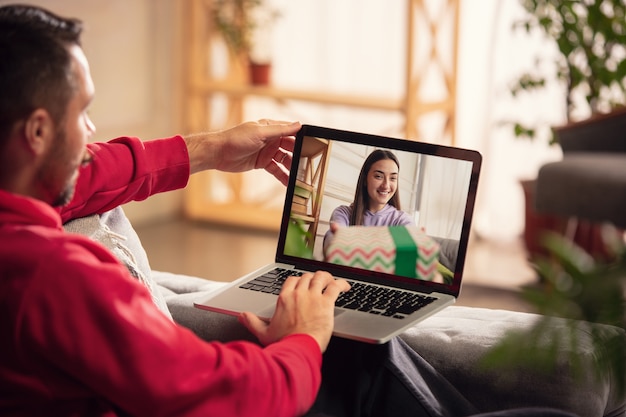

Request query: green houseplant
[
  {"left": 210, "top": 0, "right": 280, "bottom": 85},
  {"left": 508, "top": 0, "right": 626, "bottom": 144},
  {"left": 482, "top": 228, "right": 626, "bottom": 396},
  {"left": 508, "top": 0, "right": 626, "bottom": 258},
  {"left": 489, "top": 1, "right": 626, "bottom": 395}
]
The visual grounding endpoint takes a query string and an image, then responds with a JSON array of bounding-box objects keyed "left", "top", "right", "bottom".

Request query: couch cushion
[
  {"left": 153, "top": 271, "right": 257, "bottom": 343},
  {"left": 400, "top": 306, "right": 625, "bottom": 417},
  {"left": 63, "top": 207, "right": 172, "bottom": 319}
]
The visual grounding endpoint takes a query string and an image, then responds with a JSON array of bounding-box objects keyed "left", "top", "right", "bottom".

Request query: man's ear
[{"left": 23, "top": 109, "right": 55, "bottom": 156}]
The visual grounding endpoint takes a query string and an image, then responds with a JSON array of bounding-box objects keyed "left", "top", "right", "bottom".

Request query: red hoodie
[{"left": 0, "top": 136, "right": 321, "bottom": 417}]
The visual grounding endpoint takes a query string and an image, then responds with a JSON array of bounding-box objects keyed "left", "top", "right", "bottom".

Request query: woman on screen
[{"left": 323, "top": 149, "right": 413, "bottom": 251}]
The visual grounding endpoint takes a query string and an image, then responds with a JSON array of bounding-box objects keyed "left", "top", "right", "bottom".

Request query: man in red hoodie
[
  {"left": 0, "top": 4, "right": 582, "bottom": 417},
  {"left": 0, "top": 4, "right": 352, "bottom": 416}
]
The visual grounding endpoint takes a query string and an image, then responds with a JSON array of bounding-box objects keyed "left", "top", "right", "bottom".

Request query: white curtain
[
  {"left": 456, "top": 0, "right": 564, "bottom": 241},
  {"left": 417, "top": 156, "right": 472, "bottom": 240}
]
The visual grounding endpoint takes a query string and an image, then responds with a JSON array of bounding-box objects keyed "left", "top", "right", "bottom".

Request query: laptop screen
[{"left": 277, "top": 125, "right": 481, "bottom": 297}]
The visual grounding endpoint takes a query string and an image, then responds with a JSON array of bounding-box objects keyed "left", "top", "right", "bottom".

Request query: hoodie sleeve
[{"left": 60, "top": 135, "right": 190, "bottom": 222}]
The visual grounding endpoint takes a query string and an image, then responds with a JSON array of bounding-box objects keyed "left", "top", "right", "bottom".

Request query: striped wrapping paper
[{"left": 325, "top": 225, "right": 440, "bottom": 281}]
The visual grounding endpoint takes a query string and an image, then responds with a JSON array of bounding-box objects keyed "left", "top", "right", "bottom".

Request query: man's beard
[
  {"left": 40, "top": 126, "right": 79, "bottom": 208},
  {"left": 51, "top": 178, "right": 76, "bottom": 207}
]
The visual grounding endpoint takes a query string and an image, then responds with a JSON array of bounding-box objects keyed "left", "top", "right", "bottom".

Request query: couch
[
  {"left": 64, "top": 207, "right": 626, "bottom": 417},
  {"left": 535, "top": 108, "right": 626, "bottom": 230}
]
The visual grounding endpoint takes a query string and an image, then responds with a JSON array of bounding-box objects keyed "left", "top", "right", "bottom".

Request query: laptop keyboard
[
  {"left": 239, "top": 267, "right": 437, "bottom": 319},
  {"left": 239, "top": 268, "right": 302, "bottom": 295}
]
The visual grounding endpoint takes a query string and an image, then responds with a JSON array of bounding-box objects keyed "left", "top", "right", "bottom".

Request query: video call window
[{"left": 285, "top": 134, "right": 474, "bottom": 285}]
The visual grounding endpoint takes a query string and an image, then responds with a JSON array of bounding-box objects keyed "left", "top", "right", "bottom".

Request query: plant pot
[
  {"left": 542, "top": 108, "right": 626, "bottom": 261},
  {"left": 522, "top": 178, "right": 617, "bottom": 262},
  {"left": 249, "top": 61, "right": 271, "bottom": 86},
  {"left": 520, "top": 179, "right": 564, "bottom": 259}
]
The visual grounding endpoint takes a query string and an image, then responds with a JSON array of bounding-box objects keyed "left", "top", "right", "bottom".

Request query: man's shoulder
[{"left": 1, "top": 223, "right": 122, "bottom": 280}]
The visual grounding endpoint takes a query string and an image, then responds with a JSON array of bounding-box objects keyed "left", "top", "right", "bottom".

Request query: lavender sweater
[{"left": 323, "top": 204, "right": 413, "bottom": 252}]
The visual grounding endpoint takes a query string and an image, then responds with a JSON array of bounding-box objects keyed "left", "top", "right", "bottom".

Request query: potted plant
[
  {"left": 482, "top": 228, "right": 626, "bottom": 397},
  {"left": 506, "top": 0, "right": 626, "bottom": 257},
  {"left": 210, "top": 0, "right": 281, "bottom": 85},
  {"left": 508, "top": 0, "right": 626, "bottom": 144},
  {"left": 487, "top": 1, "right": 626, "bottom": 392}
]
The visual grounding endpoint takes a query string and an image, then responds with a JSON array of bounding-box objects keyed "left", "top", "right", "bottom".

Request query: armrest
[
  {"left": 400, "top": 306, "right": 625, "bottom": 417},
  {"left": 535, "top": 154, "right": 626, "bottom": 228}
]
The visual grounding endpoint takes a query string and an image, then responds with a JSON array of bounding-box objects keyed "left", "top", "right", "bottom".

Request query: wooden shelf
[
  {"left": 195, "top": 80, "right": 400, "bottom": 111},
  {"left": 291, "top": 213, "right": 316, "bottom": 223},
  {"left": 194, "top": 80, "right": 455, "bottom": 114},
  {"left": 182, "top": 0, "right": 459, "bottom": 231},
  {"left": 290, "top": 137, "right": 331, "bottom": 248}
]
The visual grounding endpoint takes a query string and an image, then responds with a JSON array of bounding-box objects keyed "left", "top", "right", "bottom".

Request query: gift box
[{"left": 325, "top": 225, "right": 440, "bottom": 281}]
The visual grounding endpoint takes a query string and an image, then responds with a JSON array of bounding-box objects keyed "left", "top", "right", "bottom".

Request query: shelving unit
[
  {"left": 290, "top": 137, "right": 331, "bottom": 248},
  {"left": 182, "top": 0, "right": 459, "bottom": 231}
]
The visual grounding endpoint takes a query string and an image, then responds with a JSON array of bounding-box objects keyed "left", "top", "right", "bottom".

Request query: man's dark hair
[{"left": 0, "top": 4, "right": 83, "bottom": 143}]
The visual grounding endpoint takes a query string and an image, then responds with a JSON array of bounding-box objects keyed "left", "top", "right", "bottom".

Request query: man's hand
[
  {"left": 184, "top": 120, "right": 301, "bottom": 186},
  {"left": 238, "top": 271, "right": 351, "bottom": 352}
]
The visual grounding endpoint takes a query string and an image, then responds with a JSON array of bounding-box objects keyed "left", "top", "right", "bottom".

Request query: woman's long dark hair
[{"left": 350, "top": 149, "right": 401, "bottom": 226}]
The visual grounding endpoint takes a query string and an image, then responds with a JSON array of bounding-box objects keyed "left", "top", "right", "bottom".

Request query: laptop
[{"left": 194, "top": 124, "right": 482, "bottom": 344}]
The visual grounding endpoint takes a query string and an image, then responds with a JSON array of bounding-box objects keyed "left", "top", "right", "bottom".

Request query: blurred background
[
  {"left": 3, "top": 0, "right": 586, "bottom": 306},
  {"left": 0, "top": 0, "right": 565, "bottom": 236}
]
